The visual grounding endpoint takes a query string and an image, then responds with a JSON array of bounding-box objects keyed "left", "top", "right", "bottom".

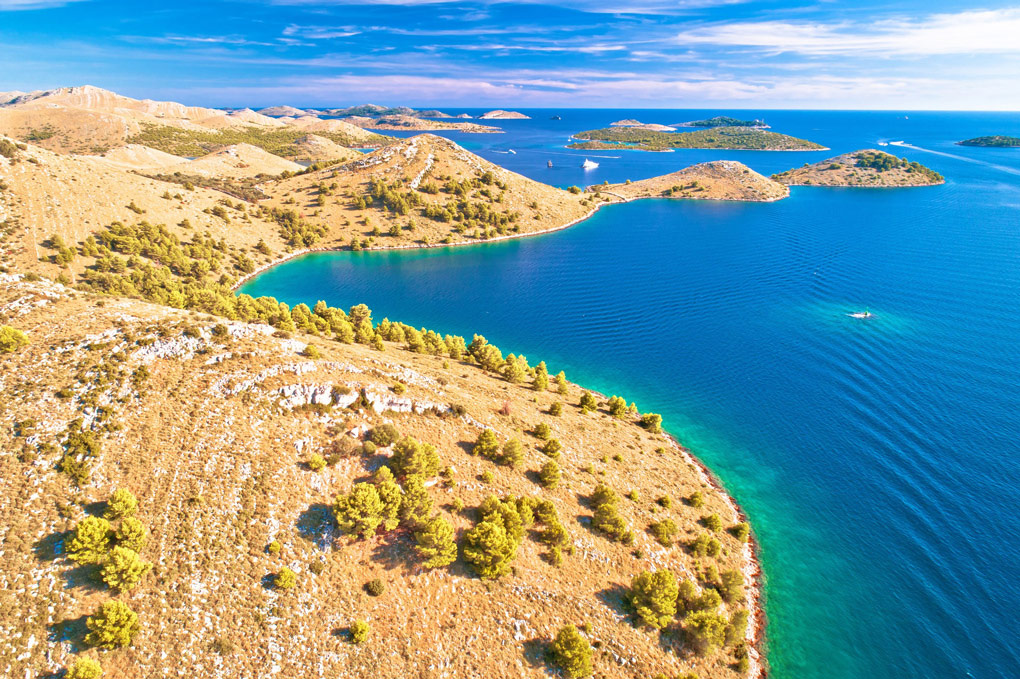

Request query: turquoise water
[{"left": 242, "top": 111, "right": 1020, "bottom": 679}]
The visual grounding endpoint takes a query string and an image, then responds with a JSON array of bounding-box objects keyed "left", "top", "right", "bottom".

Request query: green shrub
[
  {"left": 274, "top": 567, "right": 297, "bottom": 589},
  {"left": 368, "top": 423, "right": 401, "bottom": 447},
  {"left": 606, "top": 395, "right": 627, "bottom": 418},
  {"left": 549, "top": 624, "right": 593, "bottom": 678},
  {"left": 472, "top": 429, "right": 500, "bottom": 459},
  {"left": 590, "top": 483, "right": 632, "bottom": 543},
  {"left": 657, "top": 494, "right": 672, "bottom": 509},
  {"left": 350, "top": 620, "right": 369, "bottom": 644},
  {"left": 579, "top": 391, "right": 598, "bottom": 413},
  {"left": 390, "top": 436, "right": 440, "bottom": 477},
  {"left": 649, "top": 519, "right": 678, "bottom": 546},
  {"left": 267, "top": 540, "right": 282, "bottom": 555},
  {"left": 66, "top": 656, "right": 103, "bottom": 679},
  {"left": 480, "top": 470, "right": 494, "bottom": 483},
  {"left": 639, "top": 412, "right": 662, "bottom": 432},
  {"left": 333, "top": 483, "right": 385, "bottom": 538},
  {"left": 729, "top": 521, "right": 750, "bottom": 542},
  {"left": 501, "top": 438, "right": 524, "bottom": 467},
  {"left": 104, "top": 489, "right": 138, "bottom": 520},
  {"left": 67, "top": 516, "right": 113, "bottom": 565},
  {"left": 372, "top": 466, "right": 402, "bottom": 531},
  {"left": 0, "top": 325, "right": 28, "bottom": 354},
  {"left": 539, "top": 460, "right": 561, "bottom": 488},
  {"left": 629, "top": 569, "right": 678, "bottom": 628},
  {"left": 115, "top": 517, "right": 147, "bottom": 552},
  {"left": 365, "top": 578, "right": 385, "bottom": 596},
  {"left": 85, "top": 601, "right": 140, "bottom": 649},
  {"left": 542, "top": 438, "right": 562, "bottom": 458},
  {"left": 548, "top": 402, "right": 562, "bottom": 416},
  {"left": 685, "top": 610, "right": 729, "bottom": 655},
  {"left": 533, "top": 422, "right": 551, "bottom": 440},
  {"left": 702, "top": 513, "right": 723, "bottom": 532},
  {"left": 689, "top": 532, "right": 721, "bottom": 558},
  {"left": 725, "top": 609, "right": 749, "bottom": 646},
  {"left": 100, "top": 546, "right": 152, "bottom": 593},
  {"left": 399, "top": 474, "right": 433, "bottom": 527},
  {"left": 462, "top": 504, "right": 520, "bottom": 579},
  {"left": 720, "top": 569, "right": 744, "bottom": 603},
  {"left": 308, "top": 453, "right": 327, "bottom": 472},
  {"left": 413, "top": 514, "right": 457, "bottom": 568},
  {"left": 533, "top": 361, "right": 550, "bottom": 391},
  {"left": 687, "top": 491, "right": 704, "bottom": 508}
]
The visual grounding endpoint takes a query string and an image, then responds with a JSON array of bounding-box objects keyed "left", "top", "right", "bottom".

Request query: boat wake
[{"left": 890, "top": 141, "right": 1020, "bottom": 177}]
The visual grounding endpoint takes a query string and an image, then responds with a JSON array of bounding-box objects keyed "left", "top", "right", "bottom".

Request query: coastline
[{"left": 232, "top": 203, "right": 770, "bottom": 678}]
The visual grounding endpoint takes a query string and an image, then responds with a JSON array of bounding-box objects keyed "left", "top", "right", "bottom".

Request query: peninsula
[
  {"left": 957, "top": 135, "right": 1020, "bottom": 147},
  {"left": 771, "top": 150, "right": 944, "bottom": 187},
  {"left": 568, "top": 126, "right": 826, "bottom": 152},
  {"left": 594, "top": 161, "right": 789, "bottom": 202},
  {"left": 0, "top": 94, "right": 763, "bottom": 677}
]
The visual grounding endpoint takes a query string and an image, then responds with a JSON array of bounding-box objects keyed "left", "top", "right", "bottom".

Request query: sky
[{"left": 2, "top": 0, "right": 1019, "bottom": 109}]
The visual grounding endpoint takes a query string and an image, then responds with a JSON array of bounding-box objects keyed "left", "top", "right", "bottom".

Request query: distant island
[
  {"left": 957, "top": 135, "right": 1020, "bottom": 147},
  {"left": 610, "top": 119, "right": 677, "bottom": 131},
  {"left": 340, "top": 114, "right": 501, "bottom": 134},
  {"left": 675, "top": 116, "right": 768, "bottom": 129},
  {"left": 479, "top": 109, "right": 530, "bottom": 119},
  {"left": 568, "top": 126, "right": 826, "bottom": 151},
  {"left": 771, "top": 150, "right": 944, "bottom": 187},
  {"left": 592, "top": 160, "right": 789, "bottom": 203}
]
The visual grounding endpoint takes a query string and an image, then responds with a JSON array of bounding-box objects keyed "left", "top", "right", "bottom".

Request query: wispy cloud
[
  {"left": 673, "top": 9, "right": 1020, "bottom": 56},
  {"left": 0, "top": 0, "right": 88, "bottom": 9}
]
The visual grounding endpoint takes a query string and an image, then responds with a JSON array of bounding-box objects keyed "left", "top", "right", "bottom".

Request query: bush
[
  {"left": 720, "top": 569, "right": 744, "bottom": 603},
  {"left": 539, "top": 460, "right": 561, "bottom": 488},
  {"left": 0, "top": 325, "right": 28, "bottom": 354},
  {"left": 657, "top": 494, "right": 672, "bottom": 509},
  {"left": 365, "top": 578, "right": 385, "bottom": 596},
  {"left": 101, "top": 546, "right": 153, "bottom": 593},
  {"left": 542, "top": 438, "right": 562, "bottom": 458},
  {"left": 501, "top": 438, "right": 524, "bottom": 467},
  {"left": 685, "top": 610, "right": 728, "bottom": 655},
  {"left": 687, "top": 491, "right": 704, "bottom": 508},
  {"left": 302, "top": 344, "right": 321, "bottom": 358},
  {"left": 413, "top": 514, "right": 457, "bottom": 568},
  {"left": 116, "top": 517, "right": 148, "bottom": 552},
  {"left": 66, "top": 657, "right": 103, "bottom": 679},
  {"left": 274, "top": 567, "right": 297, "bottom": 589},
  {"left": 725, "top": 609, "right": 749, "bottom": 646},
  {"left": 649, "top": 519, "right": 678, "bottom": 546},
  {"left": 267, "top": 540, "right": 282, "bottom": 555},
  {"left": 702, "top": 513, "right": 723, "bottom": 532},
  {"left": 639, "top": 412, "right": 663, "bottom": 432},
  {"left": 689, "top": 533, "right": 721, "bottom": 558},
  {"left": 333, "top": 483, "right": 384, "bottom": 538},
  {"left": 472, "top": 429, "right": 500, "bottom": 459},
  {"left": 549, "top": 624, "right": 593, "bottom": 678},
  {"left": 104, "top": 489, "right": 138, "bottom": 519},
  {"left": 390, "top": 436, "right": 440, "bottom": 478},
  {"left": 368, "top": 423, "right": 401, "bottom": 447},
  {"left": 480, "top": 470, "right": 494, "bottom": 483},
  {"left": 350, "top": 620, "right": 369, "bottom": 644},
  {"left": 629, "top": 569, "right": 678, "bottom": 628},
  {"left": 606, "top": 395, "right": 627, "bottom": 418},
  {"left": 729, "top": 521, "right": 750, "bottom": 542},
  {"left": 399, "top": 474, "right": 433, "bottom": 527},
  {"left": 533, "top": 361, "right": 550, "bottom": 391},
  {"left": 579, "top": 391, "right": 597, "bottom": 413},
  {"left": 590, "top": 483, "right": 632, "bottom": 543},
  {"left": 307, "top": 453, "right": 327, "bottom": 472},
  {"left": 548, "top": 402, "right": 562, "bottom": 416},
  {"left": 462, "top": 510, "right": 519, "bottom": 579},
  {"left": 533, "top": 422, "right": 551, "bottom": 440},
  {"left": 68, "top": 516, "right": 113, "bottom": 565},
  {"left": 85, "top": 601, "right": 140, "bottom": 649}
]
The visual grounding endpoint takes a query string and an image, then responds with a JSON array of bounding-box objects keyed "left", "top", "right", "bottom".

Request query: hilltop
[
  {"left": 674, "top": 116, "right": 768, "bottom": 129},
  {"left": 0, "top": 272, "right": 760, "bottom": 679},
  {"left": 340, "top": 114, "right": 502, "bottom": 134},
  {"left": 771, "top": 150, "right": 944, "bottom": 187},
  {"left": 569, "top": 126, "right": 826, "bottom": 152},
  {"left": 610, "top": 120, "right": 677, "bottom": 132},
  {"left": 594, "top": 161, "right": 789, "bottom": 203},
  {"left": 957, "top": 135, "right": 1020, "bottom": 148},
  {"left": 257, "top": 133, "right": 592, "bottom": 249},
  {"left": 288, "top": 134, "right": 362, "bottom": 164},
  {"left": 480, "top": 110, "right": 531, "bottom": 120}
]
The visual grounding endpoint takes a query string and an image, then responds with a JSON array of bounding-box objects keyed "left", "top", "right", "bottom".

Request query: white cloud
[
  {"left": 0, "top": 0, "right": 88, "bottom": 9},
  {"left": 674, "top": 9, "right": 1020, "bottom": 56}
]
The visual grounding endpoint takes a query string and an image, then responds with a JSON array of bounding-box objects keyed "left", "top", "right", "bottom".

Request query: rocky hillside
[
  {"left": 0, "top": 274, "right": 760, "bottom": 679},
  {"left": 341, "top": 114, "right": 502, "bottom": 134},
  {"left": 594, "top": 161, "right": 789, "bottom": 203},
  {"left": 772, "top": 150, "right": 944, "bottom": 187},
  {"left": 258, "top": 133, "right": 593, "bottom": 250}
]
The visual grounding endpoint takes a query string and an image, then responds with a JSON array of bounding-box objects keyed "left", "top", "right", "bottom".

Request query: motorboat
[
  {"left": 847, "top": 307, "right": 873, "bottom": 319},
  {"left": 582, "top": 159, "right": 599, "bottom": 169}
]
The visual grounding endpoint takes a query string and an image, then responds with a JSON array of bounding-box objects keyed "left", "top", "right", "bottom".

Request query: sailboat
[
  {"left": 582, "top": 158, "right": 599, "bottom": 169},
  {"left": 547, "top": 160, "right": 553, "bottom": 168}
]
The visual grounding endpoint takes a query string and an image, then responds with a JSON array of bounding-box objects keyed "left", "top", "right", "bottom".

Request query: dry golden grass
[
  {"left": 772, "top": 150, "right": 944, "bottom": 187},
  {"left": 0, "top": 276, "right": 761, "bottom": 679},
  {"left": 595, "top": 161, "right": 789, "bottom": 203}
]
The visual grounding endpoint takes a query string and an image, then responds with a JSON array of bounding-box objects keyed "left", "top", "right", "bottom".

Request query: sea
[{"left": 240, "top": 109, "right": 1020, "bottom": 679}]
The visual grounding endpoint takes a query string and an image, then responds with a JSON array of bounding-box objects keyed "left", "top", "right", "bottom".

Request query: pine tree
[
  {"left": 373, "top": 466, "right": 403, "bottom": 531},
  {"left": 68, "top": 516, "right": 113, "bottom": 565},
  {"left": 101, "top": 546, "right": 153, "bottom": 593},
  {"left": 333, "top": 483, "right": 384, "bottom": 538},
  {"left": 115, "top": 517, "right": 148, "bottom": 552},
  {"left": 629, "top": 569, "right": 678, "bottom": 629},
  {"left": 554, "top": 371, "right": 569, "bottom": 395},
  {"left": 390, "top": 436, "right": 440, "bottom": 477},
  {"left": 66, "top": 657, "right": 103, "bottom": 679},
  {"left": 579, "top": 391, "right": 598, "bottom": 414},
  {"left": 539, "top": 460, "right": 560, "bottom": 488},
  {"left": 85, "top": 601, "right": 140, "bottom": 649},
  {"left": 549, "top": 625, "right": 593, "bottom": 678},
  {"left": 606, "top": 396, "right": 627, "bottom": 418},
  {"left": 399, "top": 474, "right": 432, "bottom": 527},
  {"left": 533, "top": 361, "right": 549, "bottom": 391},
  {"left": 500, "top": 438, "right": 524, "bottom": 467},
  {"left": 104, "top": 489, "right": 138, "bottom": 520},
  {"left": 472, "top": 429, "right": 500, "bottom": 460},
  {"left": 413, "top": 514, "right": 457, "bottom": 568},
  {"left": 502, "top": 354, "right": 527, "bottom": 383},
  {"left": 685, "top": 610, "right": 729, "bottom": 655},
  {"left": 461, "top": 517, "right": 517, "bottom": 580}
]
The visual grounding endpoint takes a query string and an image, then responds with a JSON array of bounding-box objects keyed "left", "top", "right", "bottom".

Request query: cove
[{"left": 241, "top": 128, "right": 1020, "bottom": 679}]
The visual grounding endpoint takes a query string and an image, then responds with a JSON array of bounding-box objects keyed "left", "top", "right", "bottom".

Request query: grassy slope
[{"left": 569, "top": 126, "right": 826, "bottom": 151}]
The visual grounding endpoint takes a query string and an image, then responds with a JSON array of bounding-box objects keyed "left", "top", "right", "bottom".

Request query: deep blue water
[{"left": 242, "top": 110, "right": 1020, "bottom": 679}]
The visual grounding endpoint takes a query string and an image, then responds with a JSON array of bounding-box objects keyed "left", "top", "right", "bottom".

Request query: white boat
[
  {"left": 508, "top": 149, "right": 516, "bottom": 154},
  {"left": 582, "top": 159, "right": 599, "bottom": 169},
  {"left": 847, "top": 307, "right": 873, "bottom": 319}
]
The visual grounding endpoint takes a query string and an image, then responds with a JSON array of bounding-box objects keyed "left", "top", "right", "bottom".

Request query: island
[
  {"left": 610, "top": 119, "right": 677, "bottom": 131},
  {"left": 0, "top": 85, "right": 764, "bottom": 679},
  {"left": 479, "top": 109, "right": 530, "bottom": 119},
  {"left": 771, "top": 150, "right": 944, "bottom": 187},
  {"left": 340, "top": 114, "right": 501, "bottom": 133},
  {"left": 957, "top": 135, "right": 1020, "bottom": 147},
  {"left": 674, "top": 115, "right": 769, "bottom": 128},
  {"left": 568, "top": 126, "right": 827, "bottom": 151},
  {"left": 592, "top": 161, "right": 788, "bottom": 202}
]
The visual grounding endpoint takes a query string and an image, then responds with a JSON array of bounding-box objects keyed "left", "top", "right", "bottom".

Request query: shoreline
[{"left": 232, "top": 210, "right": 770, "bottom": 676}]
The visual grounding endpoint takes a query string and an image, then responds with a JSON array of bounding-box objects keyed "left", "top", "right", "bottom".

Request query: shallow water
[{"left": 242, "top": 110, "right": 1020, "bottom": 679}]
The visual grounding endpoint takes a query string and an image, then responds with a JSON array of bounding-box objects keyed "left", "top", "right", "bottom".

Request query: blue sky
[{"left": 2, "top": 0, "right": 1020, "bottom": 109}]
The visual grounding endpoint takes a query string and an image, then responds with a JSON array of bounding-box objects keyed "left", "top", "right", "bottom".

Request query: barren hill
[
  {"left": 598, "top": 161, "right": 789, "bottom": 203},
  {"left": 258, "top": 133, "right": 592, "bottom": 249},
  {"left": 176, "top": 144, "right": 303, "bottom": 178},
  {"left": 480, "top": 110, "right": 531, "bottom": 120},
  {"left": 772, "top": 150, "right": 944, "bottom": 187},
  {"left": 90, "top": 144, "right": 189, "bottom": 171},
  {"left": 290, "top": 134, "right": 361, "bottom": 164},
  {"left": 341, "top": 114, "right": 502, "bottom": 134},
  {"left": 258, "top": 105, "right": 311, "bottom": 118},
  {"left": 0, "top": 273, "right": 760, "bottom": 679}
]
